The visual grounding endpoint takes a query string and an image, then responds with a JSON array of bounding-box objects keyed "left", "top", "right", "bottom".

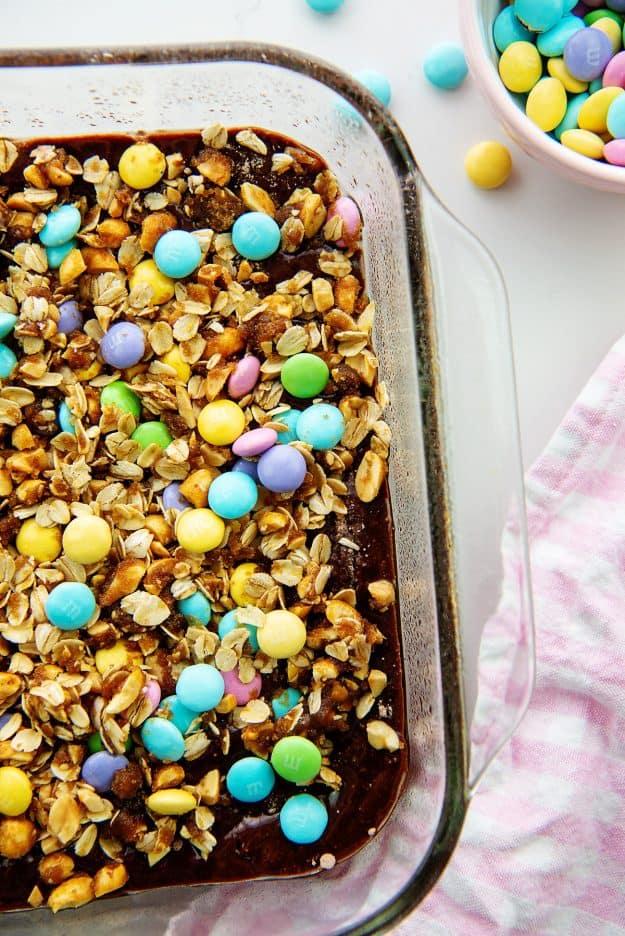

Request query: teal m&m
[
  {"left": 423, "top": 42, "right": 469, "bottom": 90},
  {"left": 176, "top": 663, "right": 224, "bottom": 713},
  {"left": 306, "top": 0, "right": 344, "bottom": 11},
  {"left": 493, "top": 6, "right": 534, "bottom": 53},
  {"left": 141, "top": 716, "right": 186, "bottom": 761},
  {"left": 232, "top": 212, "right": 281, "bottom": 261},
  {"left": 280, "top": 793, "right": 328, "bottom": 845},
  {"left": 226, "top": 757, "right": 275, "bottom": 803},
  {"left": 280, "top": 353, "right": 329, "bottom": 399},
  {"left": 58, "top": 401, "right": 76, "bottom": 436},
  {"left": 271, "top": 687, "right": 302, "bottom": 720},
  {"left": 0, "top": 345, "right": 17, "bottom": 379},
  {"left": 296, "top": 404, "right": 344, "bottom": 450},
  {"left": 157, "top": 695, "right": 199, "bottom": 734},
  {"left": 46, "top": 239, "right": 76, "bottom": 270},
  {"left": 275, "top": 408, "right": 300, "bottom": 444},
  {"left": 208, "top": 471, "right": 258, "bottom": 520},
  {"left": 39, "top": 204, "right": 82, "bottom": 247},
  {"left": 218, "top": 608, "right": 259, "bottom": 652},
  {"left": 607, "top": 93, "right": 625, "bottom": 139},
  {"left": 270, "top": 736, "right": 322, "bottom": 783},
  {"left": 100, "top": 381, "right": 142, "bottom": 420},
  {"left": 131, "top": 421, "right": 173, "bottom": 450},
  {"left": 45, "top": 581, "right": 96, "bottom": 630},
  {"left": 154, "top": 230, "right": 202, "bottom": 279},
  {"left": 0, "top": 313, "right": 16, "bottom": 340},
  {"left": 355, "top": 69, "right": 392, "bottom": 107},
  {"left": 176, "top": 591, "right": 212, "bottom": 626}
]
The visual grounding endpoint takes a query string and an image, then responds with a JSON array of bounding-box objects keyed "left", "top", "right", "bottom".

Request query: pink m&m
[
  {"left": 604, "top": 138, "right": 625, "bottom": 163},
  {"left": 222, "top": 667, "right": 262, "bottom": 705},
  {"left": 603, "top": 51, "right": 625, "bottom": 89},
  {"left": 326, "top": 196, "right": 361, "bottom": 248},
  {"left": 232, "top": 427, "right": 277, "bottom": 457},
  {"left": 228, "top": 355, "right": 261, "bottom": 399},
  {"left": 143, "top": 679, "right": 162, "bottom": 713}
]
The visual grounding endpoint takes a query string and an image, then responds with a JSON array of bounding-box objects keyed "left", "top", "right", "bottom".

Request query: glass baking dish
[{"left": 0, "top": 43, "right": 534, "bottom": 935}]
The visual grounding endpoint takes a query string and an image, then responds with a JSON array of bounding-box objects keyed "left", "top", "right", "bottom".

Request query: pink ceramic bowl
[{"left": 460, "top": 0, "right": 625, "bottom": 193}]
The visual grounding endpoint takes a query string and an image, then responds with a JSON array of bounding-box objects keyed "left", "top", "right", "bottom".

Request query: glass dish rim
[{"left": 0, "top": 41, "right": 469, "bottom": 935}]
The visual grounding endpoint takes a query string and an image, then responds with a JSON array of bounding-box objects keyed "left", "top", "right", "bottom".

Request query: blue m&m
[
  {"left": 0, "top": 345, "right": 17, "bottom": 379},
  {"left": 39, "top": 204, "right": 82, "bottom": 247},
  {"left": 58, "top": 401, "right": 76, "bottom": 436},
  {"left": 0, "top": 312, "right": 16, "bottom": 340},
  {"left": 154, "top": 230, "right": 202, "bottom": 279},
  {"left": 275, "top": 409, "right": 301, "bottom": 444},
  {"left": 226, "top": 757, "right": 275, "bottom": 803},
  {"left": 46, "top": 239, "right": 76, "bottom": 270},
  {"left": 157, "top": 695, "right": 199, "bottom": 735},
  {"left": 45, "top": 581, "right": 96, "bottom": 630},
  {"left": 208, "top": 472, "right": 258, "bottom": 520},
  {"left": 279, "top": 794, "right": 329, "bottom": 845},
  {"left": 141, "top": 716, "right": 186, "bottom": 761},
  {"left": 296, "top": 404, "right": 344, "bottom": 450},
  {"left": 176, "top": 663, "right": 224, "bottom": 712},
  {"left": 176, "top": 591, "right": 212, "bottom": 626},
  {"left": 218, "top": 608, "right": 260, "bottom": 652},
  {"left": 232, "top": 212, "right": 281, "bottom": 261},
  {"left": 271, "top": 687, "right": 303, "bottom": 719}
]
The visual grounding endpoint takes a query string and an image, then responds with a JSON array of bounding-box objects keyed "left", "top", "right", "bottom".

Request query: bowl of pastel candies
[{"left": 461, "top": 0, "right": 625, "bottom": 190}]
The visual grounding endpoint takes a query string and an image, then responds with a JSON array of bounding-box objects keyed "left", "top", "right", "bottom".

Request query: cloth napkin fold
[{"left": 404, "top": 336, "right": 625, "bottom": 935}]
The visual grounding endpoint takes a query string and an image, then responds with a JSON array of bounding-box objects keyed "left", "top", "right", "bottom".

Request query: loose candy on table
[
  {"left": 177, "top": 590, "right": 212, "bottom": 626},
  {"left": 16, "top": 518, "right": 62, "bottom": 563},
  {"left": 131, "top": 421, "right": 173, "bottom": 451},
  {"left": 176, "top": 508, "right": 225, "bottom": 553},
  {"left": 57, "top": 401, "right": 76, "bottom": 436},
  {"left": 208, "top": 471, "right": 258, "bottom": 520},
  {"left": 175, "top": 663, "right": 225, "bottom": 712},
  {"left": 118, "top": 142, "right": 166, "bottom": 190},
  {"left": 162, "top": 481, "right": 191, "bottom": 512},
  {"left": 153, "top": 230, "right": 202, "bottom": 279},
  {"left": 227, "top": 355, "right": 261, "bottom": 399},
  {"left": 257, "top": 444, "right": 308, "bottom": 493},
  {"left": 493, "top": 5, "right": 535, "bottom": 51},
  {"left": 257, "top": 609, "right": 307, "bottom": 659},
  {"left": 271, "top": 736, "right": 322, "bottom": 783},
  {"left": 232, "top": 427, "right": 278, "bottom": 457},
  {"left": 275, "top": 408, "right": 301, "bottom": 444},
  {"left": 305, "top": 0, "right": 345, "bottom": 11},
  {"left": 0, "top": 344, "right": 17, "bottom": 379},
  {"left": 423, "top": 42, "right": 469, "bottom": 90},
  {"left": 62, "top": 515, "right": 112, "bottom": 565},
  {"left": 100, "top": 380, "right": 142, "bottom": 419},
  {"left": 464, "top": 141, "right": 513, "bottom": 189},
  {"left": 218, "top": 608, "right": 260, "bottom": 652},
  {"left": 578, "top": 85, "right": 623, "bottom": 130},
  {"left": 279, "top": 794, "right": 328, "bottom": 845},
  {"left": 271, "top": 687, "right": 303, "bottom": 719},
  {"left": 296, "top": 404, "right": 345, "bottom": 450},
  {"left": 129, "top": 259, "right": 175, "bottom": 305},
  {"left": 46, "top": 239, "right": 76, "bottom": 270},
  {"left": 45, "top": 581, "right": 96, "bottom": 630},
  {"left": 355, "top": 69, "right": 392, "bottom": 106},
  {"left": 229, "top": 562, "right": 260, "bottom": 606},
  {"left": 56, "top": 299, "right": 83, "bottom": 334},
  {"left": 280, "top": 352, "right": 329, "bottom": 398},
  {"left": 158, "top": 696, "right": 199, "bottom": 735},
  {"left": 226, "top": 757, "right": 275, "bottom": 803},
  {"left": 197, "top": 399, "right": 246, "bottom": 445},
  {"left": 141, "top": 717, "right": 186, "bottom": 762},
  {"left": 232, "top": 458, "right": 259, "bottom": 482},
  {"left": 0, "top": 312, "right": 16, "bottom": 340},
  {"left": 222, "top": 667, "right": 262, "bottom": 705},
  {"left": 0, "top": 766, "right": 33, "bottom": 817},
  {"left": 561, "top": 127, "right": 606, "bottom": 155},
  {"left": 159, "top": 346, "right": 191, "bottom": 383},
  {"left": 81, "top": 752, "right": 129, "bottom": 793},
  {"left": 146, "top": 790, "right": 196, "bottom": 815},
  {"left": 39, "top": 204, "right": 82, "bottom": 247},
  {"left": 100, "top": 321, "right": 146, "bottom": 369},
  {"left": 564, "top": 26, "right": 613, "bottom": 80},
  {"left": 526, "top": 76, "right": 568, "bottom": 130},
  {"left": 232, "top": 212, "right": 281, "bottom": 261}
]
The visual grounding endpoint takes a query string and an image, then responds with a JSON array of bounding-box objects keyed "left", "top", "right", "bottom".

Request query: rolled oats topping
[{"left": 0, "top": 126, "right": 405, "bottom": 912}]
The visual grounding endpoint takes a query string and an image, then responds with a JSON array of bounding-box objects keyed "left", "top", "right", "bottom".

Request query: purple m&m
[
  {"left": 257, "top": 445, "right": 307, "bottom": 493},
  {"left": 81, "top": 751, "right": 129, "bottom": 792},
  {"left": 162, "top": 481, "right": 191, "bottom": 512},
  {"left": 232, "top": 458, "right": 259, "bottom": 482},
  {"left": 326, "top": 196, "right": 361, "bottom": 248},
  {"left": 232, "top": 427, "right": 277, "bottom": 458},
  {"left": 228, "top": 355, "right": 261, "bottom": 399},
  {"left": 564, "top": 27, "right": 613, "bottom": 81},
  {"left": 57, "top": 300, "right": 83, "bottom": 335},
  {"left": 100, "top": 322, "right": 146, "bottom": 369}
]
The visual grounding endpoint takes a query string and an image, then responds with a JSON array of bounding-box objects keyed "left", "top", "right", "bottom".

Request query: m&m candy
[
  {"left": 257, "top": 609, "right": 307, "bottom": 659},
  {"left": 208, "top": 471, "right": 258, "bottom": 520},
  {"left": 271, "top": 736, "right": 322, "bottom": 783},
  {"left": 81, "top": 752, "right": 129, "bottom": 793},
  {"left": 218, "top": 608, "right": 260, "bottom": 651},
  {"left": 131, "top": 421, "right": 173, "bottom": 451},
  {"left": 0, "top": 767, "right": 33, "bottom": 817},
  {"left": 16, "top": 519, "right": 62, "bottom": 563},
  {"left": 39, "top": 204, "right": 81, "bottom": 247},
  {"left": 154, "top": 230, "right": 202, "bottom": 279},
  {"left": 100, "top": 322, "right": 145, "bottom": 369},
  {"left": 176, "top": 663, "right": 225, "bottom": 712},
  {"left": 423, "top": 42, "right": 469, "bottom": 90},
  {"left": 257, "top": 445, "right": 308, "bottom": 493},
  {"left": 45, "top": 582, "right": 96, "bottom": 630},
  {"left": 176, "top": 508, "right": 225, "bottom": 553},
  {"left": 296, "top": 404, "right": 345, "bottom": 450},
  {"left": 197, "top": 400, "right": 246, "bottom": 446},
  {"left": 279, "top": 794, "right": 328, "bottom": 845},
  {"left": 56, "top": 299, "right": 83, "bottom": 334},
  {"left": 100, "top": 381, "right": 141, "bottom": 419},
  {"left": 280, "top": 353, "right": 329, "bottom": 398},
  {"left": 63, "top": 515, "right": 112, "bottom": 565},
  {"left": 232, "top": 212, "right": 281, "bottom": 261},
  {"left": 141, "top": 717, "right": 186, "bottom": 762},
  {"left": 158, "top": 695, "right": 199, "bottom": 735},
  {"left": 118, "top": 142, "right": 166, "bottom": 190},
  {"left": 176, "top": 591, "right": 212, "bottom": 626},
  {"left": 226, "top": 757, "right": 275, "bottom": 803}
]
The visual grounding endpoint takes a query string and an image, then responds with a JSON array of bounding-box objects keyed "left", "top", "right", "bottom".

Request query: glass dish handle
[{"left": 418, "top": 181, "right": 535, "bottom": 792}]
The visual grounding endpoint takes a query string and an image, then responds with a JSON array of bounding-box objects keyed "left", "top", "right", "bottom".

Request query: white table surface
[{"left": 1, "top": 0, "right": 616, "bottom": 926}]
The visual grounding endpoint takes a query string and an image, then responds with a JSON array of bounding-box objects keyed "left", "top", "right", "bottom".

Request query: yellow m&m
[
  {"left": 129, "top": 260, "right": 175, "bottom": 305},
  {"left": 526, "top": 77, "right": 567, "bottom": 132},
  {"left": 146, "top": 789, "right": 196, "bottom": 815},
  {"left": 160, "top": 346, "right": 191, "bottom": 383},
  {"left": 63, "top": 515, "right": 112, "bottom": 564},
  {"left": 176, "top": 508, "right": 225, "bottom": 553},
  {"left": 197, "top": 400, "right": 246, "bottom": 446},
  {"left": 16, "top": 519, "right": 62, "bottom": 563},
  {"left": 230, "top": 562, "right": 260, "bottom": 606},
  {"left": 257, "top": 609, "right": 307, "bottom": 659},
  {"left": 118, "top": 142, "right": 166, "bottom": 190},
  {"left": 0, "top": 767, "right": 33, "bottom": 816},
  {"left": 498, "top": 41, "right": 542, "bottom": 94},
  {"left": 465, "top": 141, "right": 513, "bottom": 190}
]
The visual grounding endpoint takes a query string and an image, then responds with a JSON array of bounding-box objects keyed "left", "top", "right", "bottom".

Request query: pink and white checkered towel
[{"left": 403, "top": 337, "right": 625, "bottom": 935}]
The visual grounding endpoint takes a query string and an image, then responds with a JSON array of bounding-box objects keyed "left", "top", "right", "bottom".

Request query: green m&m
[
  {"left": 100, "top": 380, "right": 142, "bottom": 420},
  {"left": 280, "top": 353, "right": 329, "bottom": 399},
  {"left": 270, "top": 736, "right": 322, "bottom": 784},
  {"left": 131, "top": 421, "right": 173, "bottom": 451},
  {"left": 87, "top": 731, "right": 132, "bottom": 754}
]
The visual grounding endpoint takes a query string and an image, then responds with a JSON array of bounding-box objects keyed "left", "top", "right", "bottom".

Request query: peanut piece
[
  {"left": 152, "top": 764, "right": 186, "bottom": 791},
  {"left": 240, "top": 182, "right": 276, "bottom": 217},
  {"left": 355, "top": 451, "right": 387, "bottom": 503},
  {"left": 366, "top": 720, "right": 402, "bottom": 753},
  {"left": 93, "top": 862, "right": 129, "bottom": 898},
  {"left": 140, "top": 211, "right": 177, "bottom": 254},
  {"left": 0, "top": 672, "right": 21, "bottom": 700},
  {"left": 82, "top": 247, "right": 119, "bottom": 273},
  {"left": 196, "top": 768, "right": 221, "bottom": 806},
  {"left": 11, "top": 423, "right": 35, "bottom": 450},
  {"left": 39, "top": 852, "right": 75, "bottom": 885},
  {"left": 367, "top": 579, "right": 396, "bottom": 612},
  {"left": 97, "top": 217, "right": 131, "bottom": 248},
  {"left": 59, "top": 248, "right": 86, "bottom": 285},
  {"left": 48, "top": 875, "right": 95, "bottom": 912},
  {"left": 0, "top": 817, "right": 37, "bottom": 858},
  {"left": 179, "top": 468, "right": 219, "bottom": 508},
  {"left": 99, "top": 559, "right": 147, "bottom": 607}
]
